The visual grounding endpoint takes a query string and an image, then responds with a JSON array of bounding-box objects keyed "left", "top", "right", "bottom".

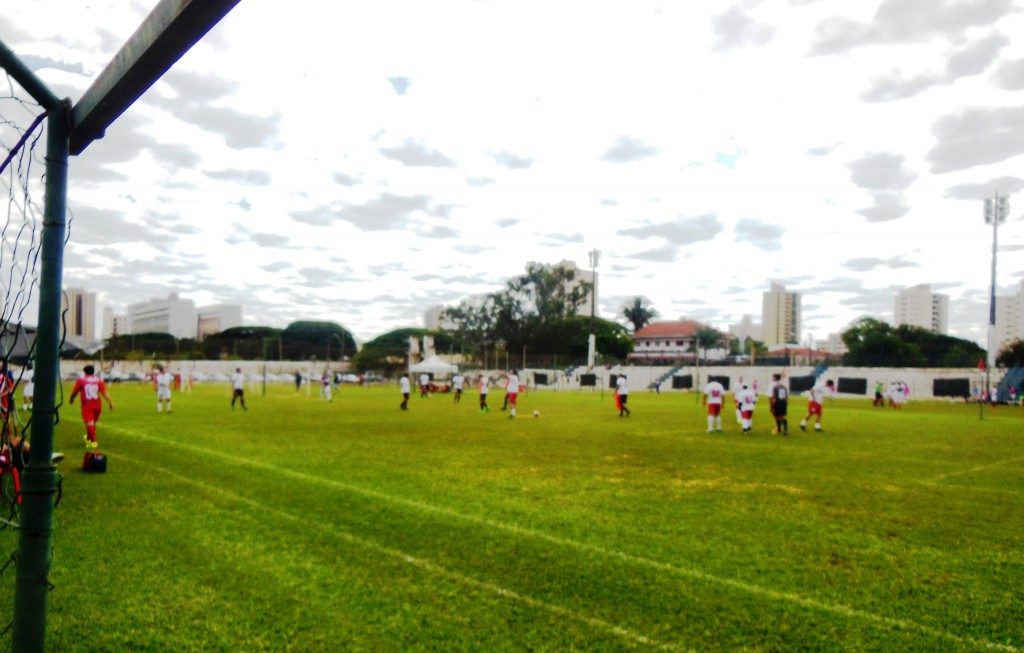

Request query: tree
[
  {"left": 439, "top": 263, "right": 594, "bottom": 357},
  {"left": 841, "top": 318, "right": 984, "bottom": 367},
  {"left": 695, "top": 328, "right": 721, "bottom": 363},
  {"left": 201, "top": 326, "right": 283, "bottom": 359},
  {"left": 282, "top": 320, "right": 357, "bottom": 361},
  {"left": 351, "top": 328, "right": 456, "bottom": 375},
  {"left": 508, "top": 263, "right": 592, "bottom": 326},
  {"left": 996, "top": 338, "right": 1024, "bottom": 368},
  {"left": 622, "top": 297, "right": 657, "bottom": 332}
]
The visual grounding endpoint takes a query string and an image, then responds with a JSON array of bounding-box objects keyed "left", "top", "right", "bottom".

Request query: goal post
[
  {"left": 0, "top": 1, "right": 240, "bottom": 648},
  {"left": 70, "top": 0, "right": 241, "bottom": 155}
]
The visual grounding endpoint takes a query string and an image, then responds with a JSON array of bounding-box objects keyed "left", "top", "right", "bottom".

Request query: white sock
[
  {"left": 156, "top": 403, "right": 161, "bottom": 412},
  {"left": 715, "top": 417, "right": 722, "bottom": 430},
  {"left": 707, "top": 416, "right": 713, "bottom": 430},
  {"left": 742, "top": 418, "right": 750, "bottom": 430}
]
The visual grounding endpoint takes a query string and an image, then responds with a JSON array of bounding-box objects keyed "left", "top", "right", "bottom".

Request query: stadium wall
[{"left": 56, "top": 360, "right": 994, "bottom": 400}]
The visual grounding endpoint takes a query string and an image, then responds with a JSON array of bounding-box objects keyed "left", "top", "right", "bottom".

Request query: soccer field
[{"left": 29, "top": 382, "right": 1024, "bottom": 651}]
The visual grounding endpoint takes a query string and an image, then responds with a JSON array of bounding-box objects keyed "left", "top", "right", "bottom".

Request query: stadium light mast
[
  {"left": 587, "top": 248, "right": 600, "bottom": 369},
  {"left": 983, "top": 193, "right": 1010, "bottom": 418}
]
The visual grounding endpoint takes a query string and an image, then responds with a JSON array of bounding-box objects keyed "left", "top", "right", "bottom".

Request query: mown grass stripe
[
  {"left": 107, "top": 424, "right": 1020, "bottom": 652},
  {"left": 113, "top": 450, "right": 687, "bottom": 652}
]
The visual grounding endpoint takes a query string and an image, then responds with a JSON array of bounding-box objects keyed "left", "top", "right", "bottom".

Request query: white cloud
[{"left": 5, "top": 0, "right": 1021, "bottom": 344}]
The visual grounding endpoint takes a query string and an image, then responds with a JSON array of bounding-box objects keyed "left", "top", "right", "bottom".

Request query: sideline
[
  {"left": 107, "top": 424, "right": 1020, "bottom": 653},
  {"left": 927, "top": 456, "right": 1024, "bottom": 482}
]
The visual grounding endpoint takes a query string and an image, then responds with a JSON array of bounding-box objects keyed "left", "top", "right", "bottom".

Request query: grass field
[{"left": 13, "top": 382, "right": 1024, "bottom": 651}]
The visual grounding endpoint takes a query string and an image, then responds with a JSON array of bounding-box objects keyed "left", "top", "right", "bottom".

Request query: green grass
[{"left": 14, "top": 383, "right": 1024, "bottom": 650}]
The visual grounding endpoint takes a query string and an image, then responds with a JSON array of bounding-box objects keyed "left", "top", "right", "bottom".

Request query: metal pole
[
  {"left": 984, "top": 207, "right": 999, "bottom": 418},
  {"left": 13, "top": 100, "right": 69, "bottom": 653}
]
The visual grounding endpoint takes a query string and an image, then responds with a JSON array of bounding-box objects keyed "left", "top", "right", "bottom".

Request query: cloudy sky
[{"left": 3, "top": 0, "right": 1024, "bottom": 345}]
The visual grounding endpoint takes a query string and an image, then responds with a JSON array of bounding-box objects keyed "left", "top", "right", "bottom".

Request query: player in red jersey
[
  {"left": 68, "top": 365, "right": 114, "bottom": 449},
  {"left": 0, "top": 362, "right": 15, "bottom": 441}
]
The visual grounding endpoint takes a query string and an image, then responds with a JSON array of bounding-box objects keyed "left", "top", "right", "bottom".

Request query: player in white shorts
[
  {"left": 736, "top": 384, "right": 757, "bottom": 433},
  {"left": 154, "top": 364, "right": 173, "bottom": 413}
]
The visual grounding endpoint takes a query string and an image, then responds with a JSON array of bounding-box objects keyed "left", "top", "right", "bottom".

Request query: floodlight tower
[
  {"left": 587, "top": 248, "right": 600, "bottom": 368},
  {"left": 984, "top": 193, "right": 1010, "bottom": 406}
]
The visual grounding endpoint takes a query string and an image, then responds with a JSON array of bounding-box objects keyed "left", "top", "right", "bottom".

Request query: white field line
[
  {"left": 106, "top": 425, "right": 1020, "bottom": 653},
  {"left": 914, "top": 481, "right": 1024, "bottom": 498},
  {"left": 113, "top": 451, "right": 686, "bottom": 653},
  {"left": 927, "top": 456, "right": 1024, "bottom": 482}
]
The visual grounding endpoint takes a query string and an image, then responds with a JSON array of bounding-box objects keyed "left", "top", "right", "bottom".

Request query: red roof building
[{"left": 629, "top": 320, "right": 731, "bottom": 362}]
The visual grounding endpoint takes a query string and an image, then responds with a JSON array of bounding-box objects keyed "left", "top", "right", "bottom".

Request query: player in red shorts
[
  {"left": 703, "top": 378, "right": 726, "bottom": 433},
  {"left": 68, "top": 365, "right": 115, "bottom": 449},
  {"left": 800, "top": 379, "right": 834, "bottom": 432},
  {"left": 505, "top": 369, "right": 520, "bottom": 418}
]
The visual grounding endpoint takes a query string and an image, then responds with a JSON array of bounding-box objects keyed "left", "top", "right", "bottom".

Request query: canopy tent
[{"left": 408, "top": 355, "right": 457, "bottom": 375}]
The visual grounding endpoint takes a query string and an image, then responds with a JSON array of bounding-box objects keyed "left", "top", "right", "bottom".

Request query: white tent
[{"left": 408, "top": 355, "right": 457, "bottom": 375}]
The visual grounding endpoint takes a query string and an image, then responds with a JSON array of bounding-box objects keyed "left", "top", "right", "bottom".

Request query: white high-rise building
[
  {"left": 728, "top": 314, "right": 762, "bottom": 344},
  {"left": 994, "top": 279, "right": 1024, "bottom": 354},
  {"left": 761, "top": 283, "right": 800, "bottom": 346},
  {"left": 894, "top": 284, "right": 948, "bottom": 334},
  {"left": 61, "top": 288, "right": 96, "bottom": 338},
  {"left": 127, "top": 293, "right": 197, "bottom": 339},
  {"left": 423, "top": 305, "right": 446, "bottom": 330},
  {"left": 196, "top": 304, "right": 242, "bottom": 340}
]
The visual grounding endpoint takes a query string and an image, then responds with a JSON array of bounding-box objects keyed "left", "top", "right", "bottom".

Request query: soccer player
[
  {"left": 800, "top": 379, "right": 834, "bottom": 432},
  {"left": 452, "top": 372, "right": 463, "bottom": 403},
  {"left": 154, "top": 364, "right": 173, "bottom": 413},
  {"left": 873, "top": 380, "right": 884, "bottom": 407},
  {"left": 230, "top": 367, "right": 247, "bottom": 410},
  {"left": 0, "top": 363, "right": 15, "bottom": 441},
  {"left": 505, "top": 369, "right": 520, "bottom": 418},
  {"left": 399, "top": 374, "right": 410, "bottom": 410},
  {"left": 68, "top": 365, "right": 114, "bottom": 449},
  {"left": 703, "top": 378, "right": 725, "bottom": 433},
  {"left": 769, "top": 373, "right": 788, "bottom": 435},
  {"left": 736, "top": 383, "right": 756, "bottom": 433},
  {"left": 615, "top": 374, "right": 630, "bottom": 417},
  {"left": 419, "top": 373, "right": 430, "bottom": 398},
  {"left": 320, "top": 370, "right": 333, "bottom": 402},
  {"left": 478, "top": 375, "right": 490, "bottom": 412}
]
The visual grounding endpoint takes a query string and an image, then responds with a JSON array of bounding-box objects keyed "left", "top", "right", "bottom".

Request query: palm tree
[
  {"left": 622, "top": 297, "right": 657, "bottom": 331},
  {"left": 695, "top": 328, "right": 720, "bottom": 363}
]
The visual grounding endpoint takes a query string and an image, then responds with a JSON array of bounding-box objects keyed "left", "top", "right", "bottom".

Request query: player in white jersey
[
  {"left": 399, "top": 374, "right": 411, "bottom": 410},
  {"left": 703, "top": 379, "right": 726, "bottom": 433},
  {"left": 230, "top": 368, "right": 247, "bottom": 410},
  {"left": 452, "top": 373, "right": 464, "bottom": 403},
  {"left": 154, "top": 364, "right": 173, "bottom": 413},
  {"left": 321, "top": 370, "right": 333, "bottom": 402},
  {"left": 736, "top": 384, "right": 757, "bottom": 433},
  {"left": 505, "top": 370, "right": 520, "bottom": 418},
  {"left": 800, "top": 380, "right": 834, "bottom": 431},
  {"left": 478, "top": 375, "right": 490, "bottom": 412},
  {"left": 615, "top": 374, "right": 630, "bottom": 417}
]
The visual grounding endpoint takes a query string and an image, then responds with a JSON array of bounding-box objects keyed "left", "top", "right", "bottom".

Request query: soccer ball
[{"left": 532, "top": 409, "right": 540, "bottom": 418}]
